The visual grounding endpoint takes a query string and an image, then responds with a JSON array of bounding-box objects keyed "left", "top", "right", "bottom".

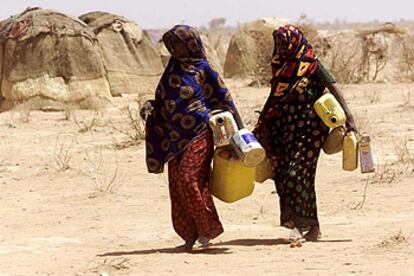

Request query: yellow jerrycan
[
  {"left": 314, "top": 93, "right": 346, "bottom": 128},
  {"left": 323, "top": 126, "right": 346, "bottom": 155},
  {"left": 343, "top": 131, "right": 358, "bottom": 171},
  {"left": 211, "top": 147, "right": 256, "bottom": 203},
  {"left": 255, "top": 157, "right": 273, "bottom": 183}
]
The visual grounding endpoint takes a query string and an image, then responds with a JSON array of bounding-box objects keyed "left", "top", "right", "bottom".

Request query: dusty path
[{"left": 0, "top": 82, "right": 413, "bottom": 275}]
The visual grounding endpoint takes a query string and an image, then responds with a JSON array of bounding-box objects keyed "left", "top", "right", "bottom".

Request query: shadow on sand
[
  {"left": 98, "top": 246, "right": 231, "bottom": 257},
  {"left": 97, "top": 237, "right": 353, "bottom": 257},
  {"left": 214, "top": 238, "right": 353, "bottom": 246},
  {"left": 312, "top": 239, "right": 353, "bottom": 243},
  {"left": 215, "top": 238, "right": 291, "bottom": 247}
]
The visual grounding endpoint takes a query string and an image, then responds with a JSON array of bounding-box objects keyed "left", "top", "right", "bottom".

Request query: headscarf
[
  {"left": 162, "top": 25, "right": 206, "bottom": 61},
  {"left": 253, "top": 25, "right": 319, "bottom": 164},
  {"left": 145, "top": 25, "right": 235, "bottom": 173},
  {"left": 269, "top": 24, "right": 318, "bottom": 103}
]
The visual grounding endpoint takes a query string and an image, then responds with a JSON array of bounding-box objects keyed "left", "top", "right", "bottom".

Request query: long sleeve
[
  {"left": 315, "top": 61, "right": 336, "bottom": 87},
  {"left": 204, "top": 64, "right": 236, "bottom": 112}
]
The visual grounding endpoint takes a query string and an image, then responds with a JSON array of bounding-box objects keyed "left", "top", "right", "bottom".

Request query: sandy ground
[{"left": 0, "top": 81, "right": 413, "bottom": 276}]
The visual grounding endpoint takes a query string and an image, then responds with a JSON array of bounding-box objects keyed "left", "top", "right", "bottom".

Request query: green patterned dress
[{"left": 255, "top": 63, "right": 335, "bottom": 230}]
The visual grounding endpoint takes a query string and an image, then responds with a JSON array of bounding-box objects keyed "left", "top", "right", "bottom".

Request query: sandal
[{"left": 192, "top": 236, "right": 211, "bottom": 251}]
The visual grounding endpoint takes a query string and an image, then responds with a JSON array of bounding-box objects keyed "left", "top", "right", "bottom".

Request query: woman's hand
[
  {"left": 232, "top": 108, "right": 245, "bottom": 130},
  {"left": 345, "top": 114, "right": 358, "bottom": 133},
  {"left": 327, "top": 84, "right": 358, "bottom": 133},
  {"left": 140, "top": 100, "right": 155, "bottom": 121}
]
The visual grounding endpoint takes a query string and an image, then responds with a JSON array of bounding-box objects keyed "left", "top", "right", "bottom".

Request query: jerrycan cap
[
  {"left": 218, "top": 149, "right": 237, "bottom": 160},
  {"left": 360, "top": 134, "right": 371, "bottom": 143}
]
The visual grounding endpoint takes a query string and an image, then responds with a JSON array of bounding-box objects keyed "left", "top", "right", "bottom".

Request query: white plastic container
[
  {"left": 359, "top": 134, "right": 375, "bottom": 174},
  {"left": 231, "top": 129, "right": 265, "bottom": 167},
  {"left": 209, "top": 111, "right": 238, "bottom": 147}
]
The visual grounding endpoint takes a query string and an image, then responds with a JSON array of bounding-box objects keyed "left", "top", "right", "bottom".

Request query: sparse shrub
[
  {"left": 296, "top": 14, "right": 330, "bottom": 57},
  {"left": 379, "top": 230, "right": 411, "bottom": 249},
  {"left": 73, "top": 111, "right": 102, "bottom": 133},
  {"left": 372, "top": 139, "right": 413, "bottom": 184},
  {"left": 367, "top": 89, "right": 381, "bottom": 104},
  {"left": 398, "top": 34, "right": 414, "bottom": 81},
  {"left": 109, "top": 99, "right": 146, "bottom": 149},
  {"left": 358, "top": 32, "right": 389, "bottom": 82},
  {"left": 53, "top": 135, "right": 77, "bottom": 171},
  {"left": 393, "top": 137, "right": 414, "bottom": 174},
  {"left": 354, "top": 111, "right": 376, "bottom": 135},
  {"left": 352, "top": 177, "right": 370, "bottom": 210},
  {"left": 84, "top": 146, "right": 123, "bottom": 195},
  {"left": 208, "top": 18, "right": 226, "bottom": 30},
  {"left": 322, "top": 23, "right": 404, "bottom": 83},
  {"left": 321, "top": 34, "right": 363, "bottom": 84},
  {"left": 374, "top": 159, "right": 398, "bottom": 184}
]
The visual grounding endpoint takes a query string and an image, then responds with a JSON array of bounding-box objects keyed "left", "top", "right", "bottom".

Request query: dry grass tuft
[
  {"left": 84, "top": 146, "right": 124, "bottom": 195},
  {"left": 393, "top": 137, "right": 414, "bottom": 173},
  {"left": 352, "top": 176, "right": 370, "bottom": 210},
  {"left": 53, "top": 135, "right": 77, "bottom": 172},
  {"left": 109, "top": 99, "right": 146, "bottom": 149},
  {"left": 82, "top": 257, "right": 129, "bottom": 275},
  {"left": 372, "top": 138, "right": 414, "bottom": 184},
  {"left": 367, "top": 89, "right": 381, "bottom": 104},
  {"left": 354, "top": 111, "right": 377, "bottom": 136},
  {"left": 398, "top": 33, "right": 414, "bottom": 81},
  {"left": 379, "top": 230, "right": 411, "bottom": 249},
  {"left": 73, "top": 111, "right": 103, "bottom": 133}
]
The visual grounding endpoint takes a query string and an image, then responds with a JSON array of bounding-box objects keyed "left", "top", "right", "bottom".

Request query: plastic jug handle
[
  {"left": 320, "top": 103, "right": 331, "bottom": 115},
  {"left": 220, "top": 126, "right": 227, "bottom": 140}
]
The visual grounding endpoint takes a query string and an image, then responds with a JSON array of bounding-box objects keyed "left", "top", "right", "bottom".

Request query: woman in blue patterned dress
[{"left": 143, "top": 25, "right": 242, "bottom": 250}]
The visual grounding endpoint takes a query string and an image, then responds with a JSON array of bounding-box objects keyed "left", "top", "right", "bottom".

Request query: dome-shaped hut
[
  {"left": 224, "top": 18, "right": 287, "bottom": 84},
  {"left": 0, "top": 8, "right": 111, "bottom": 110},
  {"left": 80, "top": 12, "right": 163, "bottom": 96}
]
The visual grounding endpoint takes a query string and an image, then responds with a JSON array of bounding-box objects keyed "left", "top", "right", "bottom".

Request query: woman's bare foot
[
  {"left": 289, "top": 227, "right": 304, "bottom": 241},
  {"left": 177, "top": 240, "right": 196, "bottom": 251},
  {"left": 304, "top": 226, "right": 321, "bottom": 241}
]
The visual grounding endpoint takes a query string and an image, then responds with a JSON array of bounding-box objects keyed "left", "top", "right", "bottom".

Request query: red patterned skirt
[{"left": 168, "top": 130, "right": 223, "bottom": 243}]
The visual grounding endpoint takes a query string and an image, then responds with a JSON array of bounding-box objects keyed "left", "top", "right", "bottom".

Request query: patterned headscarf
[
  {"left": 162, "top": 25, "right": 206, "bottom": 61},
  {"left": 253, "top": 25, "right": 319, "bottom": 161},
  {"left": 269, "top": 24, "right": 318, "bottom": 102},
  {"left": 145, "top": 25, "right": 236, "bottom": 173}
]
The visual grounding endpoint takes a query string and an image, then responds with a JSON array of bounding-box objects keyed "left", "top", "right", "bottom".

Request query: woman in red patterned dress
[{"left": 142, "top": 25, "right": 242, "bottom": 250}]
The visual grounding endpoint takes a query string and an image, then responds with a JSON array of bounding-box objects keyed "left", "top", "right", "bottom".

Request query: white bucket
[
  {"left": 231, "top": 129, "right": 265, "bottom": 167},
  {"left": 209, "top": 111, "right": 238, "bottom": 147}
]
